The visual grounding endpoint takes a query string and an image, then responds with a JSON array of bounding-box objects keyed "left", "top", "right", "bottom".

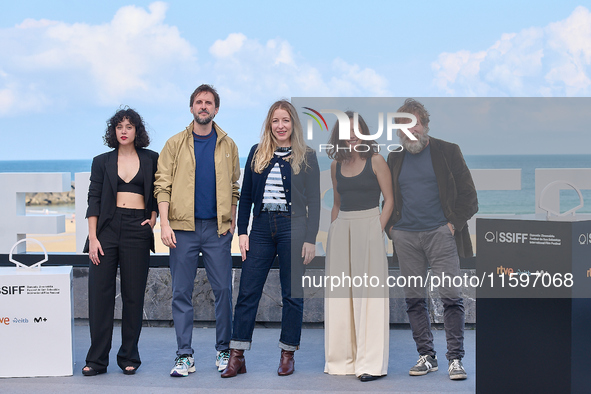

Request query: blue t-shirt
[
  {"left": 193, "top": 127, "right": 217, "bottom": 219},
  {"left": 393, "top": 144, "right": 448, "bottom": 231}
]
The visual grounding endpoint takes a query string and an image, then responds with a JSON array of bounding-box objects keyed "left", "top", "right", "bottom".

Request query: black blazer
[
  {"left": 237, "top": 144, "right": 320, "bottom": 244},
  {"left": 386, "top": 137, "right": 478, "bottom": 258},
  {"left": 83, "top": 148, "right": 159, "bottom": 253}
]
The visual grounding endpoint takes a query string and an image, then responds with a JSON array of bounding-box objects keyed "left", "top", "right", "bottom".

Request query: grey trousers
[
  {"left": 169, "top": 219, "right": 233, "bottom": 355},
  {"left": 392, "top": 224, "right": 465, "bottom": 360}
]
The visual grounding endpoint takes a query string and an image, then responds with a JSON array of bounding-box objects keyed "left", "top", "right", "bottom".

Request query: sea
[{"left": 1, "top": 155, "right": 590, "bottom": 215}]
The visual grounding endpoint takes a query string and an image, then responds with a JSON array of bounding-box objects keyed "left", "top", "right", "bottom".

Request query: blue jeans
[
  {"left": 169, "top": 219, "right": 233, "bottom": 355},
  {"left": 231, "top": 211, "right": 304, "bottom": 351}
]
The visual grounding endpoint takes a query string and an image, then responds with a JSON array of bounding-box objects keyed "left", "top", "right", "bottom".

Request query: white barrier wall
[{"left": 0, "top": 173, "right": 70, "bottom": 254}]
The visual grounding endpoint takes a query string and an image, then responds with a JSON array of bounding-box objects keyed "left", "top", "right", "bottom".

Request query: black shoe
[
  {"left": 359, "top": 373, "right": 384, "bottom": 382},
  {"left": 123, "top": 366, "right": 137, "bottom": 375},
  {"left": 82, "top": 366, "right": 106, "bottom": 376}
]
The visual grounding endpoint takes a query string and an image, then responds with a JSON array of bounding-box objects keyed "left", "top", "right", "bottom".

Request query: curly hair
[
  {"left": 326, "top": 111, "right": 377, "bottom": 162},
  {"left": 103, "top": 107, "right": 150, "bottom": 149},
  {"left": 396, "top": 98, "right": 430, "bottom": 133}
]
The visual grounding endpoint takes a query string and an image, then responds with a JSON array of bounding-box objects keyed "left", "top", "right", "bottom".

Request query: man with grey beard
[{"left": 385, "top": 98, "right": 478, "bottom": 381}]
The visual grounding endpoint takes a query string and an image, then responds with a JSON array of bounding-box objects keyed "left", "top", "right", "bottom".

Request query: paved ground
[{"left": 1, "top": 325, "right": 475, "bottom": 393}]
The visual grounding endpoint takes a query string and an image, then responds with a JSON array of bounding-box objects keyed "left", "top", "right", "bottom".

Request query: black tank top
[{"left": 336, "top": 158, "right": 381, "bottom": 211}]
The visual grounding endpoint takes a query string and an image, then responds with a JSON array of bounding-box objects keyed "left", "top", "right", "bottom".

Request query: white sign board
[{"left": 0, "top": 266, "right": 74, "bottom": 377}]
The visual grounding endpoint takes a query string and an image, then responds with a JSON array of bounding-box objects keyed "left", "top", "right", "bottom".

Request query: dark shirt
[
  {"left": 336, "top": 158, "right": 381, "bottom": 211},
  {"left": 393, "top": 144, "right": 448, "bottom": 231},
  {"left": 386, "top": 137, "right": 479, "bottom": 258},
  {"left": 193, "top": 127, "right": 217, "bottom": 219}
]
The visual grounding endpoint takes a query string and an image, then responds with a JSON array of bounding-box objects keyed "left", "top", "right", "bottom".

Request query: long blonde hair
[{"left": 252, "top": 100, "right": 308, "bottom": 174}]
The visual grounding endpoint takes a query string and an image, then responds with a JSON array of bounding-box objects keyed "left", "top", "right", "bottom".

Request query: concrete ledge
[{"left": 73, "top": 267, "right": 476, "bottom": 324}]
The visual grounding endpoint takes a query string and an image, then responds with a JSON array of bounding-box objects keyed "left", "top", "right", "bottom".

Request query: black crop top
[
  {"left": 336, "top": 158, "right": 381, "bottom": 211},
  {"left": 117, "top": 167, "right": 144, "bottom": 195}
]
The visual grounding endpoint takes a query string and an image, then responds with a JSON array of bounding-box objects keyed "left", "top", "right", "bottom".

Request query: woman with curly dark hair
[{"left": 82, "top": 107, "right": 159, "bottom": 376}]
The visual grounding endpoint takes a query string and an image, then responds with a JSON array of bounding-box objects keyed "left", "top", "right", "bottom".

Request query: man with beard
[
  {"left": 386, "top": 98, "right": 478, "bottom": 381},
  {"left": 154, "top": 84, "right": 240, "bottom": 377}
]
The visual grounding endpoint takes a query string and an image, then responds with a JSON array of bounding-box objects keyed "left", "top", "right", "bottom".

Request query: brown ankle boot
[
  {"left": 221, "top": 349, "right": 246, "bottom": 378},
  {"left": 277, "top": 349, "right": 295, "bottom": 376}
]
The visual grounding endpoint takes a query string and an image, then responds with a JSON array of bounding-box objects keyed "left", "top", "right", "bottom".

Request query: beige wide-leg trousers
[{"left": 324, "top": 207, "right": 389, "bottom": 377}]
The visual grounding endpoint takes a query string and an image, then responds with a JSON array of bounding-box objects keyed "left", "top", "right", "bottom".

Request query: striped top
[{"left": 261, "top": 147, "right": 291, "bottom": 212}]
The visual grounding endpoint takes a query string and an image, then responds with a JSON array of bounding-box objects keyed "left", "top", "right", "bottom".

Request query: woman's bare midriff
[{"left": 116, "top": 192, "right": 145, "bottom": 209}]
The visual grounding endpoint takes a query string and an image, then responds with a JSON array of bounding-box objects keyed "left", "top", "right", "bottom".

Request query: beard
[
  {"left": 194, "top": 110, "right": 216, "bottom": 125},
  {"left": 400, "top": 131, "right": 429, "bottom": 154}
]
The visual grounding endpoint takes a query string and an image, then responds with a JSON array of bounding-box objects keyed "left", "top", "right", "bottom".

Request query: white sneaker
[
  {"left": 216, "top": 350, "right": 230, "bottom": 372},
  {"left": 170, "top": 354, "right": 195, "bottom": 377}
]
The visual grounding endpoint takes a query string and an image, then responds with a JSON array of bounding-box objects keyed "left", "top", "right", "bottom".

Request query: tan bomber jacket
[{"left": 154, "top": 121, "right": 240, "bottom": 234}]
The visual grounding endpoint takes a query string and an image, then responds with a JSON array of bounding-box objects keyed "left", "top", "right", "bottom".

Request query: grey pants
[
  {"left": 169, "top": 219, "right": 233, "bottom": 355},
  {"left": 392, "top": 224, "right": 465, "bottom": 360}
]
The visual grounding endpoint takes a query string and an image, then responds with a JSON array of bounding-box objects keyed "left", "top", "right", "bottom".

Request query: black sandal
[
  {"left": 82, "top": 365, "right": 106, "bottom": 376},
  {"left": 123, "top": 366, "right": 137, "bottom": 375}
]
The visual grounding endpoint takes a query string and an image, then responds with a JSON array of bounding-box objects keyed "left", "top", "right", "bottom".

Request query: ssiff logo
[
  {"left": 578, "top": 233, "right": 591, "bottom": 245},
  {"left": 303, "top": 107, "right": 418, "bottom": 153},
  {"left": 484, "top": 231, "right": 528, "bottom": 244},
  {"left": 1, "top": 285, "right": 25, "bottom": 295}
]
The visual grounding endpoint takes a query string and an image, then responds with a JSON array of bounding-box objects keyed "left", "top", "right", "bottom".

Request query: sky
[{"left": 1, "top": 0, "right": 591, "bottom": 160}]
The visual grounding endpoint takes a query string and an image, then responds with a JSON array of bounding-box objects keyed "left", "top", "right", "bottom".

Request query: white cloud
[
  {"left": 0, "top": 89, "right": 15, "bottom": 116},
  {"left": 0, "top": 70, "right": 53, "bottom": 116},
  {"left": 0, "top": 1, "right": 196, "bottom": 114},
  {"left": 331, "top": 58, "right": 389, "bottom": 96},
  {"left": 0, "top": 4, "right": 389, "bottom": 118},
  {"left": 210, "top": 33, "right": 247, "bottom": 58},
  {"left": 432, "top": 6, "right": 591, "bottom": 96},
  {"left": 16, "top": 19, "right": 58, "bottom": 29},
  {"left": 207, "top": 34, "right": 389, "bottom": 106}
]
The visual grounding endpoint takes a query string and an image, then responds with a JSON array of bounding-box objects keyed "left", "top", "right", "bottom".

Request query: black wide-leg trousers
[{"left": 86, "top": 208, "right": 151, "bottom": 371}]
